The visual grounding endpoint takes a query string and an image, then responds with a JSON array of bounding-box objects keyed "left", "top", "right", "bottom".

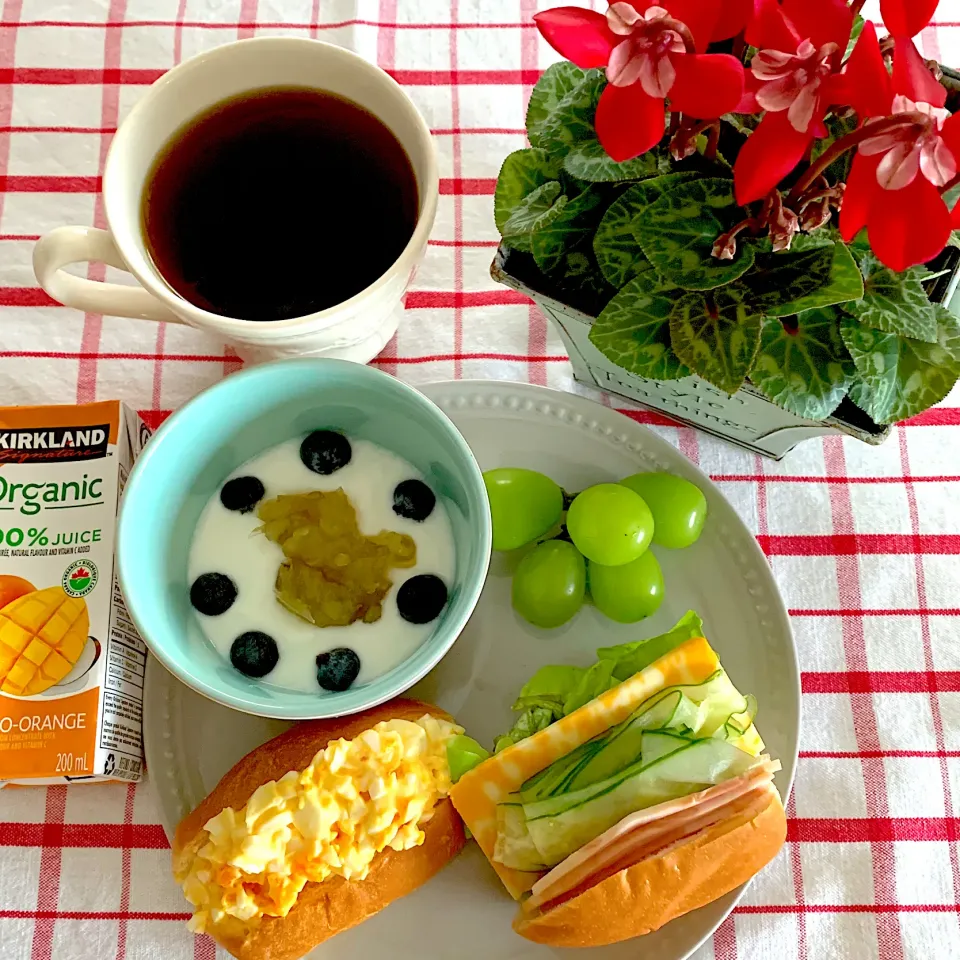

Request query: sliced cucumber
[
  {"left": 525, "top": 736, "right": 754, "bottom": 821},
  {"left": 493, "top": 797, "right": 548, "bottom": 871},
  {"left": 640, "top": 730, "right": 695, "bottom": 765},
  {"left": 557, "top": 691, "right": 685, "bottom": 796},
  {"left": 622, "top": 670, "right": 739, "bottom": 735},
  {"left": 520, "top": 737, "right": 606, "bottom": 803},
  {"left": 731, "top": 693, "right": 758, "bottom": 730},
  {"left": 520, "top": 690, "right": 683, "bottom": 804},
  {"left": 518, "top": 673, "right": 746, "bottom": 805},
  {"left": 524, "top": 738, "right": 759, "bottom": 866},
  {"left": 694, "top": 672, "right": 750, "bottom": 735},
  {"left": 661, "top": 692, "right": 705, "bottom": 733}
]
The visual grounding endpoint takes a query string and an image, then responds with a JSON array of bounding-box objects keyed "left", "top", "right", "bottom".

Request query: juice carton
[{"left": 0, "top": 401, "right": 150, "bottom": 784}]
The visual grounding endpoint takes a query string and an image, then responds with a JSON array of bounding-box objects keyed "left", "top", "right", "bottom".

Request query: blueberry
[
  {"left": 190, "top": 573, "right": 237, "bottom": 616},
  {"left": 220, "top": 475, "right": 265, "bottom": 514},
  {"left": 230, "top": 631, "right": 280, "bottom": 678},
  {"left": 392, "top": 478, "right": 436, "bottom": 522},
  {"left": 316, "top": 647, "right": 361, "bottom": 692},
  {"left": 300, "top": 431, "right": 351, "bottom": 475},
  {"left": 396, "top": 574, "right": 448, "bottom": 624}
]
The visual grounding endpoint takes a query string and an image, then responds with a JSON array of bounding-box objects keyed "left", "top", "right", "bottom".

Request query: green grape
[
  {"left": 619, "top": 472, "right": 707, "bottom": 549},
  {"left": 588, "top": 551, "right": 664, "bottom": 623},
  {"left": 566, "top": 483, "right": 653, "bottom": 566},
  {"left": 483, "top": 468, "right": 564, "bottom": 551},
  {"left": 512, "top": 540, "right": 586, "bottom": 628}
]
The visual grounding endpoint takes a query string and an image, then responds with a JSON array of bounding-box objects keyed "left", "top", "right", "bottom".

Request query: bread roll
[
  {"left": 513, "top": 790, "right": 787, "bottom": 948},
  {"left": 173, "top": 698, "right": 466, "bottom": 960}
]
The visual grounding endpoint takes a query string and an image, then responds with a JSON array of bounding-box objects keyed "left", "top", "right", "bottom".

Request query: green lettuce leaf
[
  {"left": 598, "top": 610, "right": 705, "bottom": 681},
  {"left": 493, "top": 612, "right": 706, "bottom": 750},
  {"left": 562, "top": 659, "right": 619, "bottom": 715},
  {"left": 446, "top": 734, "right": 491, "bottom": 783},
  {"left": 511, "top": 693, "right": 566, "bottom": 715},
  {"left": 517, "top": 663, "right": 586, "bottom": 700},
  {"left": 493, "top": 705, "right": 557, "bottom": 754}
]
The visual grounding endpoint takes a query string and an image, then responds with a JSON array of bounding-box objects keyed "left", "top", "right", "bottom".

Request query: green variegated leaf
[
  {"left": 669, "top": 285, "right": 763, "bottom": 394},
  {"left": 494, "top": 148, "right": 561, "bottom": 234},
  {"left": 593, "top": 185, "right": 649, "bottom": 288},
  {"left": 843, "top": 250, "right": 938, "bottom": 343},
  {"left": 552, "top": 248, "right": 616, "bottom": 303},
  {"left": 588, "top": 267, "right": 690, "bottom": 380},
  {"left": 722, "top": 113, "right": 761, "bottom": 136},
  {"left": 635, "top": 178, "right": 756, "bottom": 290},
  {"left": 526, "top": 62, "right": 585, "bottom": 148},
  {"left": 538, "top": 70, "right": 606, "bottom": 158},
  {"left": 536, "top": 69, "right": 666, "bottom": 181},
  {"left": 501, "top": 182, "right": 567, "bottom": 253},
  {"left": 592, "top": 173, "right": 697, "bottom": 287},
  {"left": 792, "top": 231, "right": 841, "bottom": 248},
  {"left": 563, "top": 138, "right": 661, "bottom": 182},
  {"left": 751, "top": 308, "right": 856, "bottom": 420},
  {"left": 841, "top": 306, "right": 960, "bottom": 424},
  {"left": 744, "top": 240, "right": 863, "bottom": 317},
  {"left": 744, "top": 246, "right": 834, "bottom": 311},
  {"left": 531, "top": 186, "right": 610, "bottom": 274},
  {"left": 622, "top": 171, "right": 697, "bottom": 208},
  {"left": 783, "top": 239, "right": 863, "bottom": 313}
]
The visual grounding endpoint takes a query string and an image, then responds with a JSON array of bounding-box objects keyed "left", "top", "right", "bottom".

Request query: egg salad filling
[{"left": 177, "top": 714, "right": 462, "bottom": 937}]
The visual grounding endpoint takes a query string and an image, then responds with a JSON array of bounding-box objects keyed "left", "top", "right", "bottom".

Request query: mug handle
[{"left": 33, "top": 226, "right": 183, "bottom": 323}]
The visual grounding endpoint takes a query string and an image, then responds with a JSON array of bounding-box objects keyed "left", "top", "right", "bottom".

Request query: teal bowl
[{"left": 117, "top": 359, "right": 491, "bottom": 720}]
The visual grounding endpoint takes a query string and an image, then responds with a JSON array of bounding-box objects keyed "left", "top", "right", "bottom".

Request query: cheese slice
[{"left": 449, "top": 636, "right": 721, "bottom": 899}]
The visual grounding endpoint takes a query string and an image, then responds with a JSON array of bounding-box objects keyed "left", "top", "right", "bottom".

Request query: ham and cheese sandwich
[
  {"left": 172, "top": 698, "right": 476, "bottom": 960},
  {"left": 449, "top": 613, "right": 788, "bottom": 947}
]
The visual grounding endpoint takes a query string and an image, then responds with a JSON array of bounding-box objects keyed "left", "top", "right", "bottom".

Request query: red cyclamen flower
[
  {"left": 881, "top": 0, "right": 940, "bottom": 39},
  {"left": 840, "top": 35, "right": 960, "bottom": 272},
  {"left": 734, "top": 0, "right": 853, "bottom": 205},
  {"left": 533, "top": 2, "right": 747, "bottom": 162},
  {"left": 860, "top": 97, "right": 955, "bottom": 190}
]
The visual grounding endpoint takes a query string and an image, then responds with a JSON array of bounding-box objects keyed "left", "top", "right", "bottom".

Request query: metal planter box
[{"left": 492, "top": 246, "right": 960, "bottom": 460}]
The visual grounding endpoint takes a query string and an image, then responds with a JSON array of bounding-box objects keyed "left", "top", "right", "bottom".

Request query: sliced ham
[{"left": 526, "top": 759, "right": 781, "bottom": 912}]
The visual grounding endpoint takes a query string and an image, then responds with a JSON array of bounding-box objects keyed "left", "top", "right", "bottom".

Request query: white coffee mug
[{"left": 32, "top": 38, "right": 438, "bottom": 364}]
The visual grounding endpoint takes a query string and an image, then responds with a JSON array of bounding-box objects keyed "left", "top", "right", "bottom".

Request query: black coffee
[{"left": 142, "top": 87, "right": 418, "bottom": 322}]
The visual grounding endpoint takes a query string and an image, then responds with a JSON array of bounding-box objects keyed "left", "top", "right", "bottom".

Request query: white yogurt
[{"left": 188, "top": 437, "right": 456, "bottom": 693}]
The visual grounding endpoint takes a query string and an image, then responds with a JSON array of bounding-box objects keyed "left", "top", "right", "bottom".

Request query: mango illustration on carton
[
  {"left": 0, "top": 401, "right": 149, "bottom": 785},
  {"left": 0, "top": 586, "right": 90, "bottom": 696}
]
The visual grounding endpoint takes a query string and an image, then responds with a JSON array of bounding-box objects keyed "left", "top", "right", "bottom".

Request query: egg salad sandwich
[
  {"left": 172, "top": 697, "right": 482, "bottom": 960},
  {"left": 449, "top": 612, "right": 788, "bottom": 948}
]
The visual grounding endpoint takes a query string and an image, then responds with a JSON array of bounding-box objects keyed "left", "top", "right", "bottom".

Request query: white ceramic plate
[{"left": 145, "top": 380, "right": 800, "bottom": 960}]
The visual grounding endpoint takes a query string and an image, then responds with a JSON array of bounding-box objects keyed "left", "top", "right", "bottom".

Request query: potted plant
[{"left": 490, "top": 0, "right": 960, "bottom": 458}]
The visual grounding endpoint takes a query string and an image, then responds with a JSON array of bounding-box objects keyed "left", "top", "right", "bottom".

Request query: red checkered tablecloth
[{"left": 2, "top": 2, "right": 960, "bottom": 958}]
